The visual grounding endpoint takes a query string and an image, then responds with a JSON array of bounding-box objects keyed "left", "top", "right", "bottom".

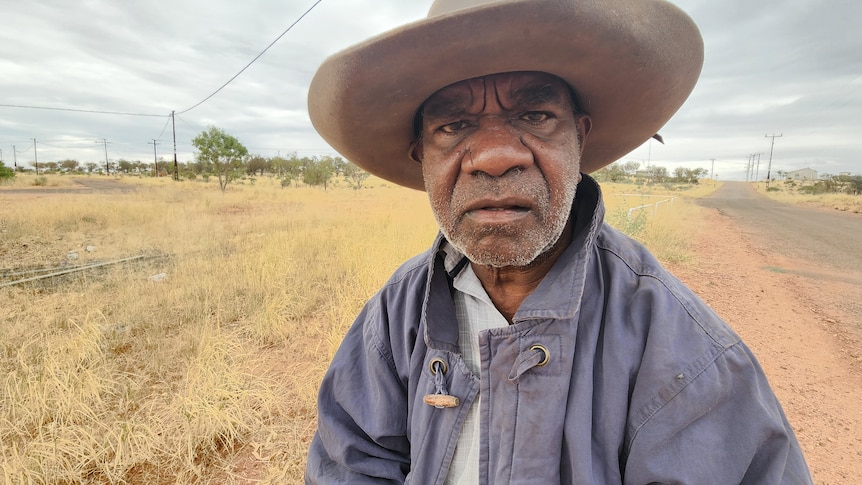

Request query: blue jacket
[{"left": 306, "top": 176, "right": 812, "bottom": 484}]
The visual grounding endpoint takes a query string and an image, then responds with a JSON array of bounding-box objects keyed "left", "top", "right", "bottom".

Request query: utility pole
[
  {"left": 750, "top": 154, "right": 757, "bottom": 182},
  {"left": 753, "top": 154, "right": 759, "bottom": 181},
  {"left": 31, "top": 138, "right": 39, "bottom": 175},
  {"left": 764, "top": 133, "right": 782, "bottom": 188},
  {"left": 12, "top": 145, "right": 17, "bottom": 170},
  {"left": 96, "top": 138, "right": 111, "bottom": 175},
  {"left": 149, "top": 139, "right": 160, "bottom": 177},
  {"left": 745, "top": 155, "right": 752, "bottom": 181},
  {"left": 171, "top": 111, "right": 179, "bottom": 180},
  {"left": 710, "top": 158, "right": 715, "bottom": 181},
  {"left": 754, "top": 153, "right": 762, "bottom": 181},
  {"left": 647, "top": 138, "right": 654, "bottom": 168}
]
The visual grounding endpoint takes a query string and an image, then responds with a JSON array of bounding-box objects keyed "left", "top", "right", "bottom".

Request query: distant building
[{"left": 786, "top": 168, "right": 818, "bottom": 181}]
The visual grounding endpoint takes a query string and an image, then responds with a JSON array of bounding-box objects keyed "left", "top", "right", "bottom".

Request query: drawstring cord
[{"left": 423, "top": 359, "right": 460, "bottom": 408}]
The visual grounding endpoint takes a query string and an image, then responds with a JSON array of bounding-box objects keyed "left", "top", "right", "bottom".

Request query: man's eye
[
  {"left": 521, "top": 112, "right": 550, "bottom": 122},
  {"left": 438, "top": 120, "right": 469, "bottom": 134}
]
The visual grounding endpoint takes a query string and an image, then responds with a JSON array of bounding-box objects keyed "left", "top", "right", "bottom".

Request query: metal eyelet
[
  {"left": 429, "top": 358, "right": 448, "bottom": 375},
  {"left": 529, "top": 345, "right": 550, "bottom": 366}
]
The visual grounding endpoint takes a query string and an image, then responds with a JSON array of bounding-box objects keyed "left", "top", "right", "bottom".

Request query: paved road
[{"left": 697, "top": 182, "right": 862, "bottom": 278}]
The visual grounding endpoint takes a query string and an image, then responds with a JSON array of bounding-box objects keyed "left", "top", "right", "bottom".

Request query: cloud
[{"left": 1, "top": 0, "right": 858, "bottom": 179}]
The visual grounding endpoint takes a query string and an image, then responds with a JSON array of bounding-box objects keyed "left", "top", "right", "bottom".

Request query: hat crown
[{"left": 428, "top": 0, "right": 508, "bottom": 17}]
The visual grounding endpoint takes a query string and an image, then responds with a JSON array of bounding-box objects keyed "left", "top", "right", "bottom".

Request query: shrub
[{"left": 0, "top": 163, "right": 14, "bottom": 181}]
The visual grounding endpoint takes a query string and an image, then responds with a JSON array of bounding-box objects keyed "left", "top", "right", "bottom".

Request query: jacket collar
[{"left": 513, "top": 175, "right": 604, "bottom": 323}]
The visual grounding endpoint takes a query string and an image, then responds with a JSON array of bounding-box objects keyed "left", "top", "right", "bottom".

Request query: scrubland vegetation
[
  {"left": 756, "top": 179, "right": 862, "bottom": 214},
  {"left": 0, "top": 174, "right": 712, "bottom": 482}
]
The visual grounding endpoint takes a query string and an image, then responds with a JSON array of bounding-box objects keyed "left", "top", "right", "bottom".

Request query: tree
[
  {"left": 671, "top": 167, "right": 706, "bottom": 184},
  {"left": 818, "top": 174, "right": 839, "bottom": 193},
  {"left": 270, "top": 155, "right": 288, "bottom": 178},
  {"left": 328, "top": 156, "right": 348, "bottom": 176},
  {"left": 645, "top": 165, "right": 668, "bottom": 183},
  {"left": 246, "top": 155, "right": 268, "bottom": 176},
  {"left": 0, "top": 161, "right": 14, "bottom": 181},
  {"left": 593, "top": 162, "right": 626, "bottom": 183},
  {"left": 192, "top": 126, "right": 249, "bottom": 192},
  {"left": 621, "top": 160, "right": 640, "bottom": 177},
  {"left": 344, "top": 161, "right": 370, "bottom": 190},
  {"left": 285, "top": 155, "right": 304, "bottom": 181},
  {"left": 303, "top": 157, "right": 335, "bottom": 190},
  {"left": 117, "top": 159, "right": 134, "bottom": 174},
  {"left": 59, "top": 159, "right": 80, "bottom": 173}
]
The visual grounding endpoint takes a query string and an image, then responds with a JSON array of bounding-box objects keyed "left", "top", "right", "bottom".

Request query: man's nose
[{"left": 463, "top": 119, "right": 533, "bottom": 177}]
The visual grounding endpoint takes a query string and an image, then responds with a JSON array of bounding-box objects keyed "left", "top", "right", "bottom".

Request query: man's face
[{"left": 414, "top": 71, "right": 590, "bottom": 268}]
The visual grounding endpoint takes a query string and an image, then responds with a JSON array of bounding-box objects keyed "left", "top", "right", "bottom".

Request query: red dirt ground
[{"left": 668, "top": 207, "right": 862, "bottom": 484}]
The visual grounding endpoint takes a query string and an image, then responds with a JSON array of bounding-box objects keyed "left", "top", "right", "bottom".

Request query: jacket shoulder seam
[{"left": 596, "top": 238, "right": 737, "bottom": 348}]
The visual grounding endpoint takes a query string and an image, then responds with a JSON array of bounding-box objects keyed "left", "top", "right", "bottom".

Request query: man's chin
[{"left": 454, "top": 237, "right": 548, "bottom": 269}]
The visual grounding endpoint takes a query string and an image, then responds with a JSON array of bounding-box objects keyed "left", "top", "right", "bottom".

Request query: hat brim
[{"left": 308, "top": 0, "right": 703, "bottom": 191}]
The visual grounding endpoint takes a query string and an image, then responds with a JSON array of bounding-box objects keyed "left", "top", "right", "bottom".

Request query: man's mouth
[{"left": 463, "top": 197, "right": 533, "bottom": 223}]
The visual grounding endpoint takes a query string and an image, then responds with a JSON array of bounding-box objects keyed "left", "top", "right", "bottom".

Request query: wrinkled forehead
[{"left": 420, "top": 71, "right": 575, "bottom": 120}]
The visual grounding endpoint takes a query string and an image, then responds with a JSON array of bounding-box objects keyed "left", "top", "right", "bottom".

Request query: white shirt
[{"left": 442, "top": 244, "right": 508, "bottom": 485}]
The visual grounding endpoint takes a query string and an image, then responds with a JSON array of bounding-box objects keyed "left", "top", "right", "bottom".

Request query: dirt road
[
  {"left": 670, "top": 182, "right": 862, "bottom": 484},
  {"left": 0, "top": 177, "right": 137, "bottom": 195},
  {"left": 698, "top": 182, "right": 862, "bottom": 287}
]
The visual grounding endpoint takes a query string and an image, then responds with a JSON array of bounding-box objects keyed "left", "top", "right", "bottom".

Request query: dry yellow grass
[
  {"left": 2, "top": 176, "right": 437, "bottom": 482},
  {"left": 0, "top": 175, "right": 708, "bottom": 482},
  {"left": 601, "top": 181, "right": 718, "bottom": 264},
  {"left": 753, "top": 181, "right": 862, "bottom": 214}
]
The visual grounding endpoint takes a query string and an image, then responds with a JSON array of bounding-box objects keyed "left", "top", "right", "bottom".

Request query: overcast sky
[{"left": 1, "top": 0, "right": 859, "bottom": 181}]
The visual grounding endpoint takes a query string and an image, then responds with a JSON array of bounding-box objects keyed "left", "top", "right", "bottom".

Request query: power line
[
  {"left": 176, "top": 0, "right": 323, "bottom": 115},
  {"left": 36, "top": 141, "right": 90, "bottom": 150},
  {"left": 0, "top": 0, "right": 322, "bottom": 120},
  {"left": 2, "top": 2, "right": 325, "bottom": 167},
  {"left": 174, "top": 114, "right": 203, "bottom": 132},
  {"left": 154, "top": 115, "right": 172, "bottom": 141},
  {"left": 0, "top": 103, "right": 166, "bottom": 117}
]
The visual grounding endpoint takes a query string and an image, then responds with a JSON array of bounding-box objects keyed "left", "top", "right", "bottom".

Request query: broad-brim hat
[{"left": 308, "top": 0, "right": 703, "bottom": 191}]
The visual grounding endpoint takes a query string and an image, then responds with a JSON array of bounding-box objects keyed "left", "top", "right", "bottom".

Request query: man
[{"left": 305, "top": 0, "right": 812, "bottom": 483}]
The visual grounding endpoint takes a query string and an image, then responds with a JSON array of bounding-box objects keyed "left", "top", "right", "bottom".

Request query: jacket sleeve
[
  {"left": 305, "top": 299, "right": 411, "bottom": 484},
  {"left": 624, "top": 342, "right": 813, "bottom": 484}
]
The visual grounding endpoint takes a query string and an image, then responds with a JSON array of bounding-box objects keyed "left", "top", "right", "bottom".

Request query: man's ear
[
  {"left": 577, "top": 115, "right": 592, "bottom": 150},
  {"left": 409, "top": 138, "right": 423, "bottom": 163}
]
